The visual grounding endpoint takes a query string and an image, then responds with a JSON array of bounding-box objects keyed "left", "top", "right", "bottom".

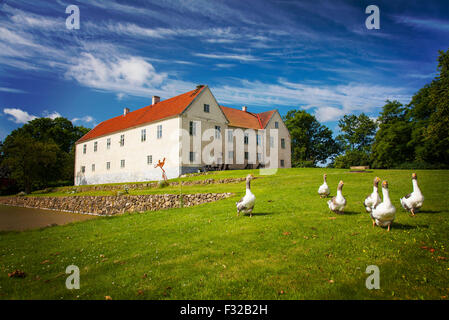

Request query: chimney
[
  {"left": 152, "top": 96, "right": 160, "bottom": 105},
  {"left": 242, "top": 106, "right": 247, "bottom": 112},
  {"left": 123, "top": 107, "right": 130, "bottom": 116}
]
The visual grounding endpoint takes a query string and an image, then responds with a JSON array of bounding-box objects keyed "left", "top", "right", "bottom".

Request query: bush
[
  {"left": 334, "top": 150, "right": 371, "bottom": 169},
  {"left": 157, "top": 180, "right": 169, "bottom": 188}
]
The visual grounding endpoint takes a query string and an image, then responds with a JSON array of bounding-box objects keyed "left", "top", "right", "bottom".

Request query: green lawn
[{"left": 1, "top": 168, "right": 448, "bottom": 300}]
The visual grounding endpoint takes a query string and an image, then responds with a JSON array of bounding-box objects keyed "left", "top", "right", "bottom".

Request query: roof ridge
[{"left": 256, "top": 113, "right": 263, "bottom": 129}]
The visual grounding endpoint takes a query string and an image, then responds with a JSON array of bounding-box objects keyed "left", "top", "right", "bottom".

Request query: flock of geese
[{"left": 236, "top": 173, "right": 424, "bottom": 231}]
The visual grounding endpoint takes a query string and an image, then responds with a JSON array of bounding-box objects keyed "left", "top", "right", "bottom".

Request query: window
[
  {"left": 94, "top": 141, "right": 98, "bottom": 152},
  {"left": 228, "top": 151, "right": 234, "bottom": 159},
  {"left": 257, "top": 153, "right": 262, "bottom": 161},
  {"left": 141, "top": 129, "right": 146, "bottom": 142},
  {"left": 83, "top": 144, "right": 86, "bottom": 154},
  {"left": 189, "top": 121, "right": 196, "bottom": 136},
  {"left": 280, "top": 159, "right": 285, "bottom": 167},
  {"left": 275, "top": 121, "right": 279, "bottom": 129},
  {"left": 92, "top": 164, "right": 95, "bottom": 172},
  {"left": 256, "top": 134, "right": 261, "bottom": 146},
  {"left": 147, "top": 155, "right": 152, "bottom": 165},
  {"left": 215, "top": 126, "right": 221, "bottom": 139},
  {"left": 245, "top": 152, "right": 249, "bottom": 160},
  {"left": 227, "top": 130, "right": 233, "bottom": 143},
  {"left": 120, "top": 159, "right": 125, "bottom": 168},
  {"left": 157, "top": 125, "right": 162, "bottom": 139},
  {"left": 107, "top": 138, "right": 111, "bottom": 149},
  {"left": 281, "top": 138, "right": 286, "bottom": 149},
  {"left": 189, "top": 152, "right": 195, "bottom": 163},
  {"left": 120, "top": 134, "right": 125, "bottom": 147},
  {"left": 81, "top": 166, "right": 85, "bottom": 173},
  {"left": 244, "top": 133, "right": 249, "bottom": 145},
  {"left": 270, "top": 136, "right": 274, "bottom": 148},
  {"left": 204, "top": 104, "right": 210, "bottom": 113},
  {"left": 106, "top": 162, "right": 110, "bottom": 170}
]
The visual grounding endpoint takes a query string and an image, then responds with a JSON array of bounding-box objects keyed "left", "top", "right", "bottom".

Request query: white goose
[
  {"left": 371, "top": 180, "right": 396, "bottom": 231},
  {"left": 400, "top": 173, "right": 424, "bottom": 216},
  {"left": 327, "top": 180, "right": 346, "bottom": 214},
  {"left": 364, "top": 177, "right": 381, "bottom": 213},
  {"left": 236, "top": 174, "right": 256, "bottom": 217},
  {"left": 318, "top": 174, "right": 330, "bottom": 198}
]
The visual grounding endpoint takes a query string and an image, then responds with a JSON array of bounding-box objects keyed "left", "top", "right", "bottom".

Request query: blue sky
[{"left": 0, "top": 0, "right": 448, "bottom": 140}]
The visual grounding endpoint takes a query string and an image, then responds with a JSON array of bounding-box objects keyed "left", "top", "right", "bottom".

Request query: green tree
[
  {"left": 336, "top": 113, "right": 377, "bottom": 153},
  {"left": 333, "top": 113, "right": 377, "bottom": 168},
  {"left": 2, "top": 117, "right": 90, "bottom": 193},
  {"left": 283, "top": 109, "right": 339, "bottom": 167},
  {"left": 400, "top": 49, "right": 449, "bottom": 167},
  {"left": 2, "top": 135, "right": 61, "bottom": 193},
  {"left": 371, "top": 100, "right": 413, "bottom": 168}
]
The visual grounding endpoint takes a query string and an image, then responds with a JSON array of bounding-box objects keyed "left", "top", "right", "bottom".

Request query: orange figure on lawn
[{"left": 154, "top": 157, "right": 167, "bottom": 182}]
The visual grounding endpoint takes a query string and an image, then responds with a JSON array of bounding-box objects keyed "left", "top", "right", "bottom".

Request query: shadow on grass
[
  {"left": 416, "top": 210, "right": 441, "bottom": 214},
  {"left": 341, "top": 211, "right": 361, "bottom": 215},
  {"left": 393, "top": 223, "right": 429, "bottom": 230},
  {"left": 245, "top": 212, "right": 273, "bottom": 217}
]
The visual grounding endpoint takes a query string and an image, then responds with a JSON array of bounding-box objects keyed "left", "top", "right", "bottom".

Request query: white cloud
[
  {"left": 66, "top": 53, "right": 168, "bottom": 92},
  {"left": 0, "top": 87, "right": 27, "bottom": 94},
  {"left": 394, "top": 16, "right": 449, "bottom": 32},
  {"left": 3, "top": 108, "right": 37, "bottom": 124},
  {"left": 193, "top": 53, "right": 261, "bottom": 62},
  {"left": 66, "top": 52, "right": 195, "bottom": 98},
  {"left": 42, "top": 111, "right": 62, "bottom": 120},
  {"left": 72, "top": 116, "right": 95, "bottom": 123}
]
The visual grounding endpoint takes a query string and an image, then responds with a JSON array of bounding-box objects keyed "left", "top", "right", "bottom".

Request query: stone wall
[
  {"left": 60, "top": 177, "right": 253, "bottom": 194},
  {"left": 0, "top": 193, "right": 232, "bottom": 216}
]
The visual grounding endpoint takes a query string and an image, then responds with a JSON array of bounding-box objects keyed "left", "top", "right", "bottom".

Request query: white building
[{"left": 74, "top": 85, "right": 291, "bottom": 185}]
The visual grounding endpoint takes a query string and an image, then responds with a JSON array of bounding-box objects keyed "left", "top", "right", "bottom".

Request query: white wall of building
[{"left": 75, "top": 116, "right": 181, "bottom": 185}]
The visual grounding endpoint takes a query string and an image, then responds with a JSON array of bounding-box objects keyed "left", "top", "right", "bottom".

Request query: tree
[
  {"left": 336, "top": 113, "right": 377, "bottom": 153},
  {"left": 399, "top": 49, "right": 449, "bottom": 167},
  {"left": 283, "top": 109, "right": 339, "bottom": 167},
  {"left": 333, "top": 113, "right": 377, "bottom": 168},
  {"left": 1, "top": 117, "right": 90, "bottom": 193},
  {"left": 371, "top": 100, "right": 413, "bottom": 168},
  {"left": 2, "top": 135, "right": 61, "bottom": 193}
]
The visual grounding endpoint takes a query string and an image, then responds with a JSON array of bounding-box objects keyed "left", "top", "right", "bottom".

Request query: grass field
[{"left": 1, "top": 168, "right": 448, "bottom": 300}]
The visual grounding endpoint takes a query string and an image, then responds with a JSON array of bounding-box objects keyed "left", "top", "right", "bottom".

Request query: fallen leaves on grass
[
  {"left": 8, "top": 270, "right": 26, "bottom": 278},
  {"left": 40, "top": 260, "right": 51, "bottom": 264},
  {"left": 282, "top": 231, "right": 291, "bottom": 236},
  {"left": 105, "top": 296, "right": 112, "bottom": 300}
]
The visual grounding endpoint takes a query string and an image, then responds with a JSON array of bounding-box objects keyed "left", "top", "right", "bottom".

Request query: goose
[
  {"left": 371, "top": 180, "right": 396, "bottom": 231},
  {"left": 236, "top": 174, "right": 256, "bottom": 217},
  {"left": 318, "top": 174, "right": 330, "bottom": 198},
  {"left": 327, "top": 180, "right": 346, "bottom": 214},
  {"left": 364, "top": 177, "right": 381, "bottom": 213},
  {"left": 400, "top": 173, "right": 424, "bottom": 216}
]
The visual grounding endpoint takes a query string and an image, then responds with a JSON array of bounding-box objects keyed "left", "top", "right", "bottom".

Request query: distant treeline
[
  {"left": 0, "top": 118, "right": 90, "bottom": 195},
  {"left": 284, "top": 49, "right": 449, "bottom": 170}
]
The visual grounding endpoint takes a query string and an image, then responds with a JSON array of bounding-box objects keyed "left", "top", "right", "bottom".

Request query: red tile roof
[
  {"left": 77, "top": 86, "right": 205, "bottom": 143},
  {"left": 220, "top": 106, "right": 275, "bottom": 129},
  {"left": 76, "top": 86, "right": 277, "bottom": 143}
]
